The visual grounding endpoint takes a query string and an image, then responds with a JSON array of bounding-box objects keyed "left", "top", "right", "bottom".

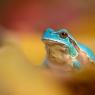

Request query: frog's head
[{"left": 42, "top": 28, "right": 80, "bottom": 59}]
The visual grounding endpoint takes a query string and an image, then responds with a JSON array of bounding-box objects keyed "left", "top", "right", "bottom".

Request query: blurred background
[
  {"left": 0, "top": 0, "right": 95, "bottom": 65},
  {"left": 0, "top": 0, "right": 95, "bottom": 95}
]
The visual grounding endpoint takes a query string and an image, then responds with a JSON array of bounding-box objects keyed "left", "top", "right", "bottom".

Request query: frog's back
[{"left": 78, "top": 42, "right": 95, "bottom": 61}]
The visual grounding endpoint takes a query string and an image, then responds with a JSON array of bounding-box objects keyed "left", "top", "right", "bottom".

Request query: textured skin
[{"left": 42, "top": 28, "right": 95, "bottom": 69}]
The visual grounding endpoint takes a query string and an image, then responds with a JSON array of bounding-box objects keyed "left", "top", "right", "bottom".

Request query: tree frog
[{"left": 42, "top": 28, "right": 95, "bottom": 70}]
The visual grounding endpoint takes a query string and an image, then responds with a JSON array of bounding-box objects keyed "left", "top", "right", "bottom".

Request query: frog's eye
[{"left": 59, "top": 32, "right": 68, "bottom": 39}]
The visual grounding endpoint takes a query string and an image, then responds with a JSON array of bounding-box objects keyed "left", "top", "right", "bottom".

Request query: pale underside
[{"left": 44, "top": 40, "right": 94, "bottom": 72}]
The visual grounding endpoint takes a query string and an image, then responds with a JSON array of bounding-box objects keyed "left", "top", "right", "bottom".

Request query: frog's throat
[{"left": 45, "top": 44, "right": 70, "bottom": 65}]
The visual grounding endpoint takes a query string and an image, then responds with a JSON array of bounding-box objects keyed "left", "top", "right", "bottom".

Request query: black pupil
[{"left": 60, "top": 32, "right": 68, "bottom": 38}]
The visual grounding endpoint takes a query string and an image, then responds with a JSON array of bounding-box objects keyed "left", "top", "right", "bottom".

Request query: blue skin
[{"left": 42, "top": 28, "right": 95, "bottom": 69}]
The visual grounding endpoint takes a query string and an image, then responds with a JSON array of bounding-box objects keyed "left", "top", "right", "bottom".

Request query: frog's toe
[{"left": 73, "top": 61, "right": 81, "bottom": 69}]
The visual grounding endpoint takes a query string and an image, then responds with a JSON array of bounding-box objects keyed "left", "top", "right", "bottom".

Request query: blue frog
[{"left": 42, "top": 28, "right": 95, "bottom": 69}]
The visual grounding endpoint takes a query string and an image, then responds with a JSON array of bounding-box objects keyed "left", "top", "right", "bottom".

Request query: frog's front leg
[{"left": 72, "top": 59, "right": 81, "bottom": 69}]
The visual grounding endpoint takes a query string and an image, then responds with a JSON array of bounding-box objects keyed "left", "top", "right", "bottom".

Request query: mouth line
[{"left": 42, "top": 39, "right": 66, "bottom": 46}]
